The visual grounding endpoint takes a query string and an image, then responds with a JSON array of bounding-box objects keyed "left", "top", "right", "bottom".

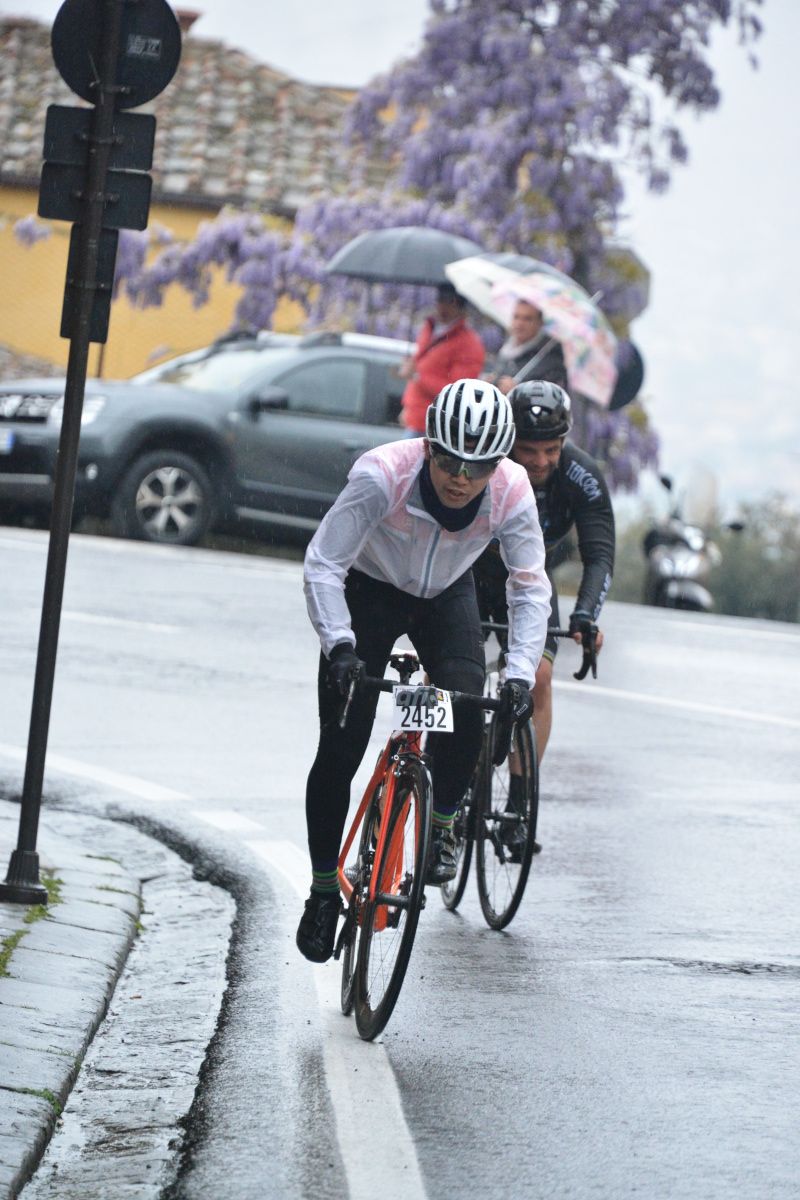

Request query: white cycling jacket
[{"left": 304, "top": 439, "right": 551, "bottom": 685}]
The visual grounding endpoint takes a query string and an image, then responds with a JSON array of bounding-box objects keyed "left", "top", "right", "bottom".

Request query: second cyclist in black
[{"left": 474, "top": 380, "right": 615, "bottom": 767}]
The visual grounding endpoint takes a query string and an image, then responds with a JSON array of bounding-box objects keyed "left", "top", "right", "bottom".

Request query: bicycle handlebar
[
  {"left": 482, "top": 620, "right": 599, "bottom": 682},
  {"left": 338, "top": 672, "right": 502, "bottom": 729},
  {"left": 361, "top": 675, "right": 502, "bottom": 710}
]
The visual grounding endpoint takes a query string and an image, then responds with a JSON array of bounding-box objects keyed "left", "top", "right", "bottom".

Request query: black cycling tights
[{"left": 305, "top": 569, "right": 485, "bottom": 872}]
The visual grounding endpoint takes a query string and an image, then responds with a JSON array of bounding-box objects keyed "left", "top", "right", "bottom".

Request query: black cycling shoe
[
  {"left": 426, "top": 826, "right": 457, "bottom": 886},
  {"left": 502, "top": 825, "right": 542, "bottom": 863},
  {"left": 296, "top": 890, "right": 343, "bottom": 963}
]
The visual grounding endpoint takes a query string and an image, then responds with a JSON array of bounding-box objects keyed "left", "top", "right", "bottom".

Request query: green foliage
[
  {"left": 710, "top": 495, "right": 800, "bottom": 623},
  {"left": 608, "top": 496, "right": 800, "bottom": 623}
]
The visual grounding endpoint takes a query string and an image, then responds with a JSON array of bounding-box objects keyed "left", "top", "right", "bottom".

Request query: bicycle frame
[{"left": 337, "top": 728, "right": 424, "bottom": 915}]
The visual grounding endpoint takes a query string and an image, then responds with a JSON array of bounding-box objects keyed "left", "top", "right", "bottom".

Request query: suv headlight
[{"left": 48, "top": 396, "right": 107, "bottom": 426}]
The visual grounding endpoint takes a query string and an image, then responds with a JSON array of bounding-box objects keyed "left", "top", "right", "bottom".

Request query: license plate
[
  {"left": 393, "top": 684, "right": 454, "bottom": 733},
  {"left": 0, "top": 429, "right": 15, "bottom": 455}
]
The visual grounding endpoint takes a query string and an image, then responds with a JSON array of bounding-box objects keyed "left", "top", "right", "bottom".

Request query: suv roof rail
[
  {"left": 212, "top": 330, "right": 299, "bottom": 348},
  {"left": 212, "top": 330, "right": 259, "bottom": 347},
  {"left": 298, "top": 331, "right": 344, "bottom": 348}
]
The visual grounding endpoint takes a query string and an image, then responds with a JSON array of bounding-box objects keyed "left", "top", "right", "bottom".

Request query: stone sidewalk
[{"left": 0, "top": 800, "right": 234, "bottom": 1199}]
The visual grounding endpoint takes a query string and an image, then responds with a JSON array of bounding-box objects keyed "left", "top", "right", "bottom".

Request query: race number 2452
[{"left": 392, "top": 685, "right": 454, "bottom": 733}]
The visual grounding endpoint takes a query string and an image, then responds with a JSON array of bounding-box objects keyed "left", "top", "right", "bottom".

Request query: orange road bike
[
  {"left": 334, "top": 650, "right": 502, "bottom": 1041},
  {"left": 442, "top": 623, "right": 599, "bottom": 929}
]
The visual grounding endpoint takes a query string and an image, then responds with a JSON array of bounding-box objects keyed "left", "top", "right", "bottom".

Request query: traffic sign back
[
  {"left": 52, "top": 0, "right": 181, "bottom": 109},
  {"left": 43, "top": 106, "right": 156, "bottom": 171}
]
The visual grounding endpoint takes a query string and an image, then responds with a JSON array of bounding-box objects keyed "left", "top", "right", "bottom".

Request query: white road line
[
  {"left": 0, "top": 743, "right": 189, "bottom": 802},
  {"left": 553, "top": 680, "right": 800, "bottom": 731},
  {"left": 16, "top": 608, "right": 178, "bottom": 633},
  {"left": 192, "top": 809, "right": 266, "bottom": 834},
  {"left": 61, "top": 610, "right": 179, "bottom": 633},
  {"left": 247, "top": 838, "right": 428, "bottom": 1200},
  {"left": 667, "top": 618, "right": 800, "bottom": 644}
]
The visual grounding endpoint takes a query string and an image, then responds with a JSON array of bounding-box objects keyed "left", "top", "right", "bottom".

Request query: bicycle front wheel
[
  {"left": 440, "top": 747, "right": 482, "bottom": 912},
  {"left": 475, "top": 715, "right": 539, "bottom": 930},
  {"left": 340, "top": 785, "right": 382, "bottom": 1016},
  {"left": 354, "top": 758, "right": 432, "bottom": 1041}
]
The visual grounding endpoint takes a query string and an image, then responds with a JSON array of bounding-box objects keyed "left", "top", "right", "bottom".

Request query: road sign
[
  {"left": 52, "top": 0, "right": 181, "bottom": 110},
  {"left": 2, "top": 0, "right": 183, "bottom": 908},
  {"left": 44, "top": 105, "right": 156, "bottom": 171},
  {"left": 39, "top": 161, "right": 152, "bottom": 229}
]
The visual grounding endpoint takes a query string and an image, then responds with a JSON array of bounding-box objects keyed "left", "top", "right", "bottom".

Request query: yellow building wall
[{"left": 0, "top": 185, "right": 299, "bottom": 379}]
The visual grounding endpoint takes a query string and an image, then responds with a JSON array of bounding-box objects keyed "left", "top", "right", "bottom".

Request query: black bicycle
[{"left": 442, "top": 622, "right": 599, "bottom": 930}]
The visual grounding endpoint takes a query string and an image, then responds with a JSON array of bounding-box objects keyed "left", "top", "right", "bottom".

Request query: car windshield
[{"left": 131, "top": 346, "right": 293, "bottom": 393}]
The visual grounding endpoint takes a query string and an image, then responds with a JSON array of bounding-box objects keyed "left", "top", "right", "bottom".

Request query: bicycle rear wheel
[
  {"left": 440, "top": 743, "right": 483, "bottom": 912},
  {"left": 354, "top": 758, "right": 432, "bottom": 1041},
  {"left": 340, "top": 786, "right": 382, "bottom": 1016},
  {"left": 475, "top": 715, "right": 539, "bottom": 930}
]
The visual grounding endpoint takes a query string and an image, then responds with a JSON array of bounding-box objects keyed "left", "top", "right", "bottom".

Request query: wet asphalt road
[{"left": 0, "top": 528, "right": 798, "bottom": 1199}]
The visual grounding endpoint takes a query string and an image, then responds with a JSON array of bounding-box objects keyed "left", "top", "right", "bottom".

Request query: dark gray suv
[{"left": 0, "top": 331, "right": 412, "bottom": 545}]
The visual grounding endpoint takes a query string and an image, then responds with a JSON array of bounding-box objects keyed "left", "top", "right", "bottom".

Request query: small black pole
[{"left": 0, "top": 0, "right": 125, "bottom": 904}]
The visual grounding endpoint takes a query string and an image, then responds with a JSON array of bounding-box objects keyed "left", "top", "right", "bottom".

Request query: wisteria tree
[
  {"left": 15, "top": 0, "right": 764, "bottom": 487},
  {"left": 126, "top": 0, "right": 762, "bottom": 330}
]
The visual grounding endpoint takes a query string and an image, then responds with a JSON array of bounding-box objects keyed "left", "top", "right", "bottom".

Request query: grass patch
[
  {"left": 14, "top": 1086, "right": 62, "bottom": 1116},
  {"left": 22, "top": 871, "right": 63, "bottom": 925},
  {"left": 97, "top": 884, "right": 138, "bottom": 897},
  {"left": 84, "top": 854, "right": 122, "bottom": 864},
  {"left": 0, "top": 928, "right": 28, "bottom": 976}
]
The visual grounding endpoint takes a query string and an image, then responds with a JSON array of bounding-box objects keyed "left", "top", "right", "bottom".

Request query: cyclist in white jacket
[{"left": 297, "top": 379, "right": 551, "bottom": 962}]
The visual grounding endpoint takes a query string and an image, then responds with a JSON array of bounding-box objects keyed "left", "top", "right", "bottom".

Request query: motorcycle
[{"left": 642, "top": 474, "right": 741, "bottom": 613}]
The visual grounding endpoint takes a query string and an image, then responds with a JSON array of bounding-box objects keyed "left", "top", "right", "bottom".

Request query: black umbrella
[
  {"left": 325, "top": 226, "right": 484, "bottom": 287},
  {"left": 609, "top": 339, "right": 645, "bottom": 411},
  {"left": 473, "top": 251, "right": 577, "bottom": 288}
]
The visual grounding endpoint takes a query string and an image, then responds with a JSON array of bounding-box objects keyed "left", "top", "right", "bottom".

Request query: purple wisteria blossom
[
  {"left": 13, "top": 215, "right": 51, "bottom": 246},
  {"left": 13, "top": 2, "right": 762, "bottom": 491}
]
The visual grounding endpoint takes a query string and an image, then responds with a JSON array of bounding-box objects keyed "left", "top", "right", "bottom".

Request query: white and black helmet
[{"left": 426, "top": 379, "right": 515, "bottom": 461}]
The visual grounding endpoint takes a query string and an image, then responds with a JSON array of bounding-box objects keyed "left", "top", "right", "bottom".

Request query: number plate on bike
[{"left": 393, "top": 685, "right": 454, "bottom": 732}]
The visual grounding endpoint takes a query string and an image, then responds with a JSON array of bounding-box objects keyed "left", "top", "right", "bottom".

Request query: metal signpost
[{"left": 0, "top": 0, "right": 181, "bottom": 903}]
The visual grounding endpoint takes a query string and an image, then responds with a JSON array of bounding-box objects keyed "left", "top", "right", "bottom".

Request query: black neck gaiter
[{"left": 418, "top": 461, "right": 486, "bottom": 532}]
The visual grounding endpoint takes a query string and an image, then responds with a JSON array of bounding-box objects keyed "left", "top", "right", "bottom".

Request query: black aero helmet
[{"left": 508, "top": 380, "right": 572, "bottom": 440}]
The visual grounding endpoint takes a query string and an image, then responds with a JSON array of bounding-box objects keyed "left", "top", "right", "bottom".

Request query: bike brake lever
[
  {"left": 573, "top": 629, "right": 598, "bottom": 681},
  {"left": 491, "top": 714, "right": 514, "bottom": 766},
  {"left": 338, "top": 672, "right": 359, "bottom": 728}
]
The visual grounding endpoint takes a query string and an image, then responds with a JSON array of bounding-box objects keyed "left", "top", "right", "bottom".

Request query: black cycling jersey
[{"left": 474, "top": 441, "right": 615, "bottom": 622}]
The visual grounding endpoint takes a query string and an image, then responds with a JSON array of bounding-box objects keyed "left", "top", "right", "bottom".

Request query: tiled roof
[{"left": 0, "top": 14, "right": 357, "bottom": 214}]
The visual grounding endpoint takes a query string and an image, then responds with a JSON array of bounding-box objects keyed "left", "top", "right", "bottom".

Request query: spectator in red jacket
[{"left": 398, "top": 283, "right": 486, "bottom": 434}]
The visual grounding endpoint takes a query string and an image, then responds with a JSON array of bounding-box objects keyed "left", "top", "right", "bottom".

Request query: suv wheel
[{"left": 111, "top": 451, "right": 214, "bottom": 546}]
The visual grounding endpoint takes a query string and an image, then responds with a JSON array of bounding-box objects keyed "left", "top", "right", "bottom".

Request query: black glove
[
  {"left": 569, "top": 609, "right": 594, "bottom": 638},
  {"left": 499, "top": 677, "right": 534, "bottom": 724},
  {"left": 327, "top": 642, "right": 365, "bottom": 696}
]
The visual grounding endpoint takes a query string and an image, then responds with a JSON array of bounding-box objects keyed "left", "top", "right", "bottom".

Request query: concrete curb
[{"left": 0, "top": 802, "right": 234, "bottom": 1199}]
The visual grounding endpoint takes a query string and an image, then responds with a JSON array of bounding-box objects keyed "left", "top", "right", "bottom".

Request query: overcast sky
[{"left": 4, "top": 0, "right": 797, "bottom": 512}]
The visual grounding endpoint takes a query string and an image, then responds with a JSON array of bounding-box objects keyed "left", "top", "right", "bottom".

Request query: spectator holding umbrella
[
  {"left": 445, "top": 255, "right": 618, "bottom": 411},
  {"left": 489, "top": 297, "right": 569, "bottom": 395},
  {"left": 398, "top": 283, "right": 486, "bottom": 434}
]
